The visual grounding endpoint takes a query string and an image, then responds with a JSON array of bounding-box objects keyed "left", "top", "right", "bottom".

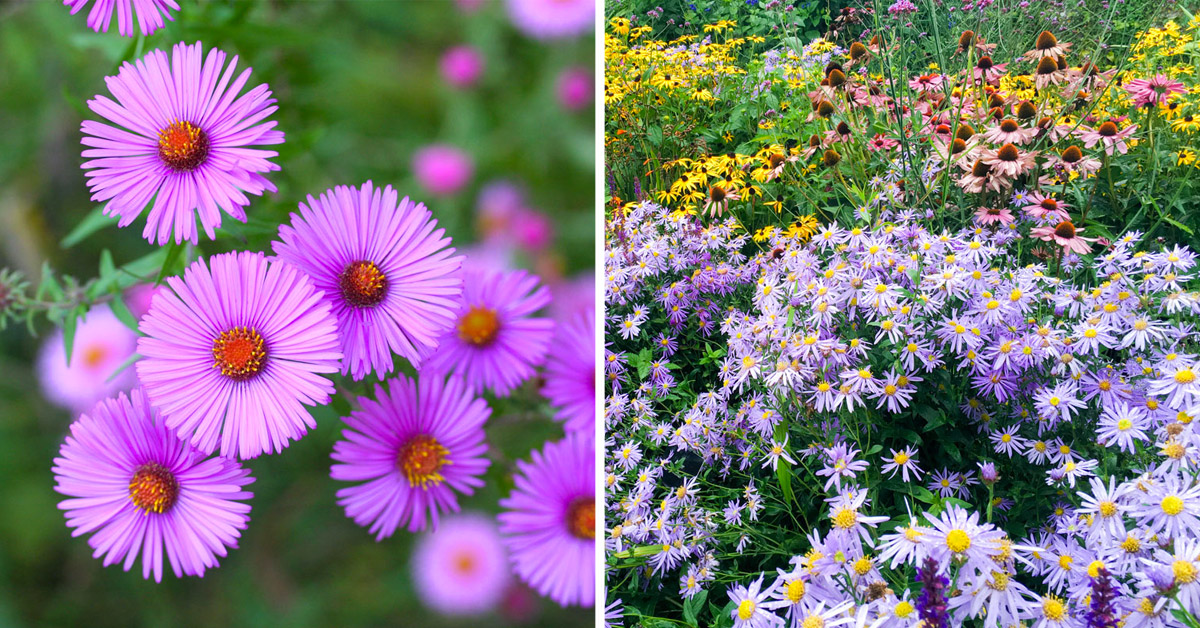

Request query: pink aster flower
[
  {"left": 272, "top": 181, "right": 464, "bottom": 380},
  {"left": 423, "top": 267, "right": 555, "bottom": 396},
  {"left": 80, "top": 42, "right": 283, "bottom": 245},
  {"left": 499, "top": 434, "right": 596, "bottom": 608},
  {"left": 542, "top": 309, "right": 596, "bottom": 434},
  {"left": 440, "top": 46, "right": 485, "bottom": 88},
  {"left": 136, "top": 251, "right": 342, "bottom": 459},
  {"left": 37, "top": 305, "right": 137, "bottom": 414},
  {"left": 557, "top": 67, "right": 594, "bottom": 111},
  {"left": 331, "top": 374, "right": 490, "bottom": 538},
  {"left": 413, "top": 144, "right": 474, "bottom": 196},
  {"left": 1030, "top": 220, "right": 1095, "bottom": 255},
  {"left": 63, "top": 0, "right": 179, "bottom": 37},
  {"left": 412, "top": 513, "right": 511, "bottom": 616},
  {"left": 52, "top": 388, "right": 253, "bottom": 582},
  {"left": 505, "top": 0, "right": 595, "bottom": 40},
  {"left": 1125, "top": 74, "right": 1186, "bottom": 109}
]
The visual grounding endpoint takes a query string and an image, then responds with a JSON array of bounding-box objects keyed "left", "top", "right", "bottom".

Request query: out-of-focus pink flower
[
  {"left": 513, "top": 208, "right": 554, "bottom": 252},
  {"left": 413, "top": 145, "right": 474, "bottom": 196},
  {"left": 476, "top": 181, "right": 525, "bottom": 240},
  {"left": 124, "top": 283, "right": 164, "bottom": 320},
  {"left": 412, "top": 513, "right": 510, "bottom": 616},
  {"left": 455, "top": 0, "right": 487, "bottom": 12},
  {"left": 556, "top": 68, "right": 593, "bottom": 111},
  {"left": 549, "top": 272, "right": 595, "bottom": 322},
  {"left": 37, "top": 305, "right": 138, "bottom": 414},
  {"left": 506, "top": 0, "right": 594, "bottom": 40},
  {"left": 440, "top": 46, "right": 484, "bottom": 88}
]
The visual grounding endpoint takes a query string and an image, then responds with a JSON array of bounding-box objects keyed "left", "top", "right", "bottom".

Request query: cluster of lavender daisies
[
  {"left": 604, "top": 202, "right": 1200, "bottom": 627},
  {"left": 47, "top": 2, "right": 597, "bottom": 613}
]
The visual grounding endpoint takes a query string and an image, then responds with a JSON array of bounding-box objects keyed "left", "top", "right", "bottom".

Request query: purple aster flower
[
  {"left": 331, "top": 374, "right": 490, "bottom": 538},
  {"left": 272, "top": 181, "right": 464, "bottom": 380},
  {"left": 81, "top": 42, "right": 283, "bottom": 245},
  {"left": 424, "top": 267, "right": 555, "bottom": 396},
  {"left": 542, "top": 309, "right": 596, "bottom": 434},
  {"left": 728, "top": 575, "right": 784, "bottom": 628},
  {"left": 63, "top": 0, "right": 179, "bottom": 37},
  {"left": 52, "top": 389, "right": 253, "bottom": 582},
  {"left": 411, "top": 512, "right": 510, "bottom": 616},
  {"left": 136, "top": 251, "right": 342, "bottom": 459},
  {"left": 498, "top": 433, "right": 595, "bottom": 608}
]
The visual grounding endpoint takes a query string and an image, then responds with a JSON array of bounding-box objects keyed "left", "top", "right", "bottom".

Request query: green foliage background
[{"left": 0, "top": 1, "right": 594, "bottom": 627}]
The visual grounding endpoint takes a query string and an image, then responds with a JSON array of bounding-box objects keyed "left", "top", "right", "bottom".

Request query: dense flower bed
[{"left": 605, "top": 9, "right": 1200, "bottom": 628}]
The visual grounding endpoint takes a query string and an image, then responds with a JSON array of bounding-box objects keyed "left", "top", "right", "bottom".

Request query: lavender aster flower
[
  {"left": 424, "top": 267, "right": 555, "bottom": 396},
  {"left": 499, "top": 434, "right": 595, "bottom": 608},
  {"left": 331, "top": 374, "right": 490, "bottom": 538},
  {"left": 81, "top": 42, "right": 283, "bottom": 245},
  {"left": 63, "top": 0, "right": 179, "bottom": 37},
  {"left": 272, "top": 181, "right": 464, "bottom": 380},
  {"left": 136, "top": 251, "right": 342, "bottom": 459},
  {"left": 52, "top": 389, "right": 253, "bottom": 582},
  {"left": 542, "top": 309, "right": 596, "bottom": 434}
]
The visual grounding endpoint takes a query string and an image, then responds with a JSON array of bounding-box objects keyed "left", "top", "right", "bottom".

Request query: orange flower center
[
  {"left": 1061, "top": 146, "right": 1083, "bottom": 163},
  {"left": 458, "top": 306, "right": 500, "bottom": 346},
  {"left": 1036, "top": 56, "right": 1059, "bottom": 75},
  {"left": 1098, "top": 121, "right": 1119, "bottom": 137},
  {"left": 566, "top": 496, "right": 596, "bottom": 540},
  {"left": 212, "top": 327, "right": 267, "bottom": 381},
  {"left": 972, "top": 160, "right": 991, "bottom": 177},
  {"left": 157, "top": 121, "right": 210, "bottom": 172},
  {"left": 997, "top": 143, "right": 1019, "bottom": 161},
  {"left": 1054, "top": 221, "right": 1077, "bottom": 239},
  {"left": 129, "top": 462, "right": 179, "bottom": 514},
  {"left": 1000, "top": 119, "right": 1019, "bottom": 133},
  {"left": 1036, "top": 30, "right": 1058, "bottom": 50},
  {"left": 397, "top": 434, "right": 449, "bottom": 488},
  {"left": 339, "top": 260, "right": 388, "bottom": 308}
]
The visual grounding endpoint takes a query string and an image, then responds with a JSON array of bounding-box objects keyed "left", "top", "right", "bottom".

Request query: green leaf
[
  {"left": 106, "top": 352, "right": 141, "bottom": 384},
  {"left": 156, "top": 241, "right": 187, "bottom": 285},
  {"left": 61, "top": 207, "right": 119, "bottom": 248},
  {"left": 108, "top": 293, "right": 140, "bottom": 332},
  {"left": 682, "top": 588, "right": 708, "bottom": 627},
  {"left": 62, "top": 309, "right": 80, "bottom": 367}
]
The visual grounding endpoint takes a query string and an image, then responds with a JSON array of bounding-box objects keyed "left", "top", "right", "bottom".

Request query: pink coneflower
[
  {"left": 866, "top": 133, "right": 899, "bottom": 152},
  {"left": 423, "top": 267, "right": 555, "bottom": 396},
  {"left": 52, "top": 389, "right": 253, "bottom": 582},
  {"left": 1080, "top": 119, "right": 1138, "bottom": 155},
  {"left": 908, "top": 73, "right": 944, "bottom": 93},
  {"left": 1024, "top": 30, "right": 1071, "bottom": 60},
  {"left": 272, "top": 181, "right": 464, "bottom": 380},
  {"left": 982, "top": 118, "right": 1038, "bottom": 145},
  {"left": 80, "top": 42, "right": 283, "bottom": 245},
  {"left": 331, "top": 374, "right": 490, "bottom": 538},
  {"left": 971, "top": 55, "right": 1007, "bottom": 85},
  {"left": 958, "top": 159, "right": 1009, "bottom": 194},
  {"left": 505, "top": 0, "right": 595, "bottom": 40},
  {"left": 542, "top": 309, "right": 595, "bottom": 434},
  {"left": 974, "top": 206, "right": 1014, "bottom": 226},
  {"left": 557, "top": 68, "right": 594, "bottom": 111},
  {"left": 37, "top": 305, "right": 137, "bottom": 414},
  {"left": 1047, "top": 145, "right": 1102, "bottom": 175},
  {"left": 63, "top": 0, "right": 179, "bottom": 37},
  {"left": 1031, "top": 220, "right": 1095, "bottom": 255},
  {"left": 499, "top": 434, "right": 596, "bottom": 607},
  {"left": 413, "top": 144, "right": 474, "bottom": 196},
  {"left": 1033, "top": 56, "right": 1068, "bottom": 89},
  {"left": 704, "top": 184, "right": 740, "bottom": 217},
  {"left": 440, "top": 46, "right": 484, "bottom": 88},
  {"left": 1020, "top": 191, "right": 1071, "bottom": 221},
  {"left": 412, "top": 513, "right": 511, "bottom": 616},
  {"left": 136, "top": 251, "right": 342, "bottom": 459},
  {"left": 981, "top": 143, "right": 1037, "bottom": 178},
  {"left": 1125, "top": 75, "right": 1186, "bottom": 108}
]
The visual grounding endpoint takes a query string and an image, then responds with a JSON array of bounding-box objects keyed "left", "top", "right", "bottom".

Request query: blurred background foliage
[{"left": 0, "top": 1, "right": 594, "bottom": 627}]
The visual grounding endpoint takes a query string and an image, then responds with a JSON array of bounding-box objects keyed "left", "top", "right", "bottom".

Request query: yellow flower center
[
  {"left": 397, "top": 434, "right": 450, "bottom": 488},
  {"left": 786, "top": 579, "right": 806, "bottom": 603},
  {"left": 1174, "top": 560, "right": 1198, "bottom": 584},
  {"left": 737, "top": 599, "right": 756, "bottom": 620},
  {"left": 1175, "top": 369, "right": 1196, "bottom": 384},
  {"left": 1099, "top": 501, "right": 1117, "bottom": 517},
  {"left": 458, "top": 306, "right": 501, "bottom": 346},
  {"left": 1043, "top": 596, "right": 1066, "bottom": 621},
  {"left": 946, "top": 529, "right": 971, "bottom": 553},
  {"left": 1162, "top": 495, "right": 1185, "bottom": 516}
]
